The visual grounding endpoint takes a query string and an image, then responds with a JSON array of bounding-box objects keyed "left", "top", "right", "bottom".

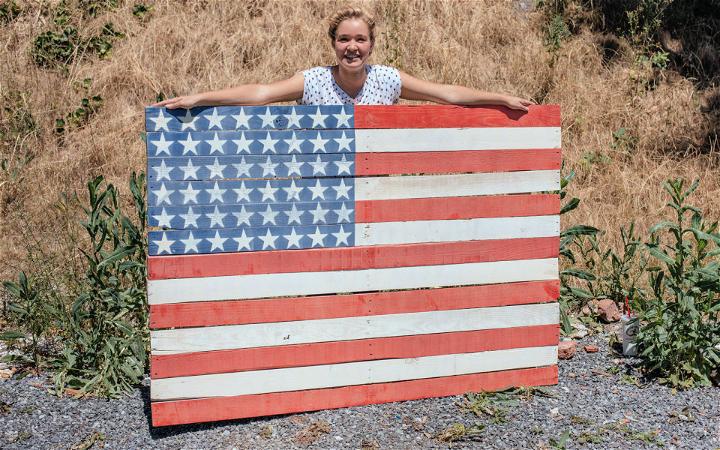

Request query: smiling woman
[{"left": 153, "top": 7, "right": 534, "bottom": 111}]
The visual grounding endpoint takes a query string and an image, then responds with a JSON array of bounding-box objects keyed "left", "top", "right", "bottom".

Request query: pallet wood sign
[{"left": 144, "top": 104, "right": 562, "bottom": 427}]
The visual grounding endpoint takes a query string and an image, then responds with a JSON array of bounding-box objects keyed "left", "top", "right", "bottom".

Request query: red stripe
[
  {"left": 151, "top": 365, "right": 558, "bottom": 426},
  {"left": 355, "top": 194, "right": 558, "bottom": 223},
  {"left": 356, "top": 149, "right": 560, "bottom": 175},
  {"left": 354, "top": 104, "right": 560, "bottom": 128},
  {"left": 148, "top": 236, "right": 558, "bottom": 280},
  {"left": 152, "top": 324, "right": 559, "bottom": 378},
  {"left": 151, "top": 279, "right": 559, "bottom": 329}
]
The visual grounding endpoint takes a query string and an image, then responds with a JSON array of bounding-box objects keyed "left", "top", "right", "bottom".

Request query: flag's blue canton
[
  {"left": 146, "top": 106, "right": 358, "bottom": 256},
  {"left": 145, "top": 105, "right": 354, "bottom": 131}
]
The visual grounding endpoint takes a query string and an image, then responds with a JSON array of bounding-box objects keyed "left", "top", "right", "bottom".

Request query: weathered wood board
[{"left": 145, "top": 104, "right": 561, "bottom": 427}]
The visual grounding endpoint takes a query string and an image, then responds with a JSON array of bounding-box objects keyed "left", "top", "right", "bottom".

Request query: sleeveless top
[{"left": 299, "top": 64, "right": 402, "bottom": 105}]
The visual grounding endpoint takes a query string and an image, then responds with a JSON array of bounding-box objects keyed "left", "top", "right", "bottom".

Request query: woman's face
[{"left": 333, "top": 18, "right": 373, "bottom": 72}]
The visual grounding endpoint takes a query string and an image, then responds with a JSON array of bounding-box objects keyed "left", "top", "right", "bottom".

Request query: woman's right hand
[{"left": 152, "top": 94, "right": 203, "bottom": 109}]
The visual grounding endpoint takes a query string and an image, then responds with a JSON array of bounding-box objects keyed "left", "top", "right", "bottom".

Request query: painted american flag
[{"left": 145, "top": 104, "right": 562, "bottom": 427}]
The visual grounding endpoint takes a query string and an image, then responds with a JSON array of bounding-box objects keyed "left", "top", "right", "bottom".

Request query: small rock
[
  {"left": 596, "top": 299, "right": 621, "bottom": 322},
  {"left": 558, "top": 340, "right": 576, "bottom": 360},
  {"left": 584, "top": 345, "right": 599, "bottom": 353}
]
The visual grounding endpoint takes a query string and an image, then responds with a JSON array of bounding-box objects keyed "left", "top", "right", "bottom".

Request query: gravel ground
[{"left": 1, "top": 333, "right": 719, "bottom": 449}]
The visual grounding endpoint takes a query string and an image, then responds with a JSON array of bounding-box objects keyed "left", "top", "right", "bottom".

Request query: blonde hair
[{"left": 327, "top": 7, "right": 376, "bottom": 43}]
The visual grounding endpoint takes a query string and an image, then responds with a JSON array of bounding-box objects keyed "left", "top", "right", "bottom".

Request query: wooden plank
[
  {"left": 354, "top": 194, "right": 559, "bottom": 222},
  {"left": 150, "top": 280, "right": 560, "bottom": 328},
  {"left": 355, "top": 104, "right": 561, "bottom": 129},
  {"left": 355, "top": 171, "right": 560, "bottom": 200},
  {"left": 151, "top": 303, "right": 559, "bottom": 355},
  {"left": 357, "top": 149, "right": 560, "bottom": 176},
  {"left": 355, "top": 128, "right": 560, "bottom": 152},
  {"left": 151, "top": 365, "right": 558, "bottom": 426},
  {"left": 152, "top": 324, "right": 559, "bottom": 378},
  {"left": 148, "top": 257, "right": 559, "bottom": 304},
  {"left": 151, "top": 345, "right": 557, "bottom": 400}
]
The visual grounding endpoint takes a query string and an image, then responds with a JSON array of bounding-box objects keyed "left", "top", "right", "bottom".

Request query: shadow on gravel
[{"left": 140, "top": 385, "right": 294, "bottom": 439}]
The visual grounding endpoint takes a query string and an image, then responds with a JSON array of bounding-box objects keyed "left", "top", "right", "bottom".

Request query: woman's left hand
[{"left": 502, "top": 95, "right": 536, "bottom": 112}]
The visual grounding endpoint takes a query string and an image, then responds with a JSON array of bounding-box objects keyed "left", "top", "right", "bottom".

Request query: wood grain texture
[
  {"left": 151, "top": 365, "right": 558, "bottom": 426},
  {"left": 152, "top": 324, "right": 559, "bottom": 378}
]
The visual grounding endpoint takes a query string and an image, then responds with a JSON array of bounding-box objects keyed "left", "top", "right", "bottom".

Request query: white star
[
  {"left": 179, "top": 133, "right": 199, "bottom": 155},
  {"left": 259, "top": 108, "right": 277, "bottom": 128},
  {"left": 333, "top": 179, "right": 352, "bottom": 200},
  {"left": 233, "top": 181, "right": 253, "bottom": 202},
  {"left": 206, "top": 182, "right": 226, "bottom": 203},
  {"left": 335, "top": 203, "right": 352, "bottom": 222},
  {"left": 335, "top": 132, "right": 354, "bottom": 152},
  {"left": 286, "top": 204, "right": 304, "bottom": 224},
  {"left": 179, "top": 183, "right": 200, "bottom": 204},
  {"left": 232, "top": 132, "right": 253, "bottom": 153},
  {"left": 333, "top": 226, "right": 352, "bottom": 246},
  {"left": 180, "top": 159, "right": 200, "bottom": 180},
  {"left": 232, "top": 205, "right": 253, "bottom": 226},
  {"left": 153, "top": 160, "right": 173, "bottom": 181},
  {"left": 334, "top": 108, "right": 352, "bottom": 127},
  {"left": 259, "top": 133, "right": 278, "bottom": 153},
  {"left": 153, "top": 232, "right": 174, "bottom": 254},
  {"left": 282, "top": 179, "right": 303, "bottom": 201},
  {"left": 154, "top": 183, "right": 172, "bottom": 205},
  {"left": 179, "top": 110, "right": 197, "bottom": 130},
  {"left": 153, "top": 207, "right": 173, "bottom": 228},
  {"left": 152, "top": 133, "right": 172, "bottom": 155},
  {"left": 259, "top": 205, "right": 279, "bottom": 225},
  {"left": 286, "top": 109, "right": 303, "bottom": 128},
  {"left": 258, "top": 181, "right": 278, "bottom": 201},
  {"left": 285, "top": 228, "right": 302, "bottom": 248},
  {"left": 181, "top": 231, "right": 201, "bottom": 253},
  {"left": 208, "top": 230, "right": 227, "bottom": 251},
  {"left": 207, "top": 205, "right": 227, "bottom": 227},
  {"left": 310, "top": 203, "right": 329, "bottom": 223},
  {"left": 308, "top": 226, "right": 327, "bottom": 247},
  {"left": 232, "top": 108, "right": 251, "bottom": 128},
  {"left": 149, "top": 109, "right": 171, "bottom": 131},
  {"left": 233, "top": 156, "right": 254, "bottom": 177},
  {"left": 309, "top": 107, "right": 328, "bottom": 128},
  {"left": 309, "top": 132, "right": 329, "bottom": 153},
  {"left": 260, "top": 156, "right": 279, "bottom": 177},
  {"left": 259, "top": 229, "right": 277, "bottom": 249},
  {"left": 333, "top": 154, "right": 353, "bottom": 175},
  {"left": 310, "top": 156, "right": 328, "bottom": 175},
  {"left": 207, "top": 132, "right": 226, "bottom": 154},
  {"left": 286, "top": 132, "right": 303, "bottom": 153},
  {"left": 232, "top": 230, "right": 254, "bottom": 250},
  {"left": 283, "top": 155, "right": 304, "bottom": 177},
  {"left": 206, "top": 108, "right": 226, "bottom": 129},
  {"left": 308, "top": 179, "right": 328, "bottom": 200},
  {"left": 206, "top": 158, "right": 226, "bottom": 179},
  {"left": 180, "top": 206, "right": 200, "bottom": 228}
]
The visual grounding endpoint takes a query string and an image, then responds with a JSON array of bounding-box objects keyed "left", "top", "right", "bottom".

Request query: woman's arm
[
  {"left": 153, "top": 72, "right": 305, "bottom": 109},
  {"left": 399, "top": 71, "right": 535, "bottom": 112}
]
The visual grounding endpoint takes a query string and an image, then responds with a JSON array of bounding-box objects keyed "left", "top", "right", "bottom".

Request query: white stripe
[
  {"left": 355, "top": 171, "right": 559, "bottom": 201},
  {"left": 148, "top": 258, "right": 558, "bottom": 304},
  {"left": 355, "top": 215, "right": 559, "bottom": 246},
  {"left": 151, "top": 345, "right": 558, "bottom": 400},
  {"left": 355, "top": 127, "right": 561, "bottom": 152},
  {"left": 152, "top": 303, "right": 559, "bottom": 354}
]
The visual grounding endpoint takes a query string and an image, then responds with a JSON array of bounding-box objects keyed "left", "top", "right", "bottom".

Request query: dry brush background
[{"left": 0, "top": 0, "right": 718, "bottom": 282}]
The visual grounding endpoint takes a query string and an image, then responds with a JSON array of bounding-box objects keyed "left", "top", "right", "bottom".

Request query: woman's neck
[{"left": 333, "top": 64, "right": 368, "bottom": 98}]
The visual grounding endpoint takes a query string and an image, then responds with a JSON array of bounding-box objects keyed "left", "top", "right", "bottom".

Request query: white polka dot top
[{"left": 299, "top": 65, "right": 402, "bottom": 105}]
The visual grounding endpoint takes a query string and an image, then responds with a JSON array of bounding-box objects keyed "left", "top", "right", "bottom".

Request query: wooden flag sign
[{"left": 145, "top": 104, "right": 562, "bottom": 427}]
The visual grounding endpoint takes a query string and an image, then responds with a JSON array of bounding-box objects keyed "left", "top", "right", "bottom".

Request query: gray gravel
[{"left": 1, "top": 333, "right": 719, "bottom": 449}]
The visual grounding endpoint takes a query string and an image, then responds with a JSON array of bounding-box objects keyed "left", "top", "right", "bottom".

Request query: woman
[{"left": 154, "top": 7, "right": 535, "bottom": 111}]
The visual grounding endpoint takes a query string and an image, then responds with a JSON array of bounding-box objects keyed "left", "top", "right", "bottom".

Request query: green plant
[
  {"left": 637, "top": 179, "right": 720, "bottom": 388},
  {"left": 56, "top": 95, "right": 103, "bottom": 134},
  {"left": 435, "top": 422, "right": 485, "bottom": 443},
  {"left": 461, "top": 391, "right": 519, "bottom": 424},
  {"left": 0, "top": 0, "right": 21, "bottom": 24},
  {"left": 87, "top": 22, "right": 125, "bottom": 59},
  {"left": 132, "top": 3, "right": 153, "bottom": 21},
  {"left": 545, "top": 14, "right": 571, "bottom": 52},
  {"left": 52, "top": 172, "right": 148, "bottom": 396},
  {"left": 79, "top": 0, "right": 118, "bottom": 17},
  {"left": 31, "top": 27, "right": 80, "bottom": 67},
  {"left": 610, "top": 127, "right": 638, "bottom": 155}
]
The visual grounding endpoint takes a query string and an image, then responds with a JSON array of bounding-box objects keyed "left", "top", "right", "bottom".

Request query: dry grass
[{"left": 0, "top": 0, "right": 719, "bottom": 280}]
